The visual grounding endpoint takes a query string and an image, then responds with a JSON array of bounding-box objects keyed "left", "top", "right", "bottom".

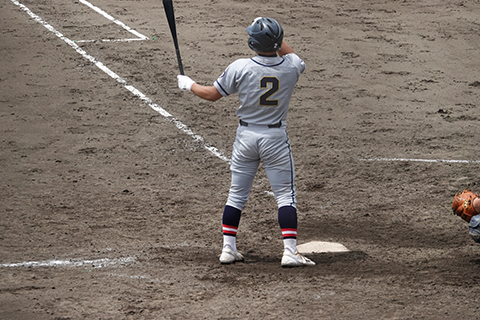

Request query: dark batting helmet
[{"left": 246, "top": 17, "right": 284, "bottom": 53}]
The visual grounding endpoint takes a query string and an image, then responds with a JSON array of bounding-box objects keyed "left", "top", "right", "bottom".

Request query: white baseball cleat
[
  {"left": 219, "top": 246, "right": 245, "bottom": 264},
  {"left": 281, "top": 251, "right": 316, "bottom": 267}
]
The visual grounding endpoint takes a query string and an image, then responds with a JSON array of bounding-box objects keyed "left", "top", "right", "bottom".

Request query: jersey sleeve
[
  {"left": 213, "top": 70, "right": 232, "bottom": 97},
  {"left": 284, "top": 53, "right": 306, "bottom": 75},
  {"left": 213, "top": 59, "right": 249, "bottom": 97}
]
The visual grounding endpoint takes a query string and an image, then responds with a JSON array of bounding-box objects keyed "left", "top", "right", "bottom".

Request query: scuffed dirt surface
[{"left": 1, "top": 0, "right": 480, "bottom": 319}]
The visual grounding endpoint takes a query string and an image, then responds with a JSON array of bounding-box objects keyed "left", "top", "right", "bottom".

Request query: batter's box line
[
  {"left": 74, "top": 0, "right": 149, "bottom": 43},
  {"left": 0, "top": 257, "right": 137, "bottom": 268},
  {"left": 360, "top": 157, "right": 480, "bottom": 164},
  {"left": 74, "top": 38, "right": 147, "bottom": 43}
]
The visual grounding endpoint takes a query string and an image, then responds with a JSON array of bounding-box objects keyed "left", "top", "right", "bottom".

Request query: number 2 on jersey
[{"left": 259, "top": 77, "right": 279, "bottom": 107}]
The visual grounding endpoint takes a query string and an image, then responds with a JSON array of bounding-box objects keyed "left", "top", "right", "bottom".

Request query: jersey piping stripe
[
  {"left": 250, "top": 58, "right": 285, "bottom": 67},
  {"left": 215, "top": 80, "right": 229, "bottom": 96},
  {"left": 285, "top": 130, "right": 296, "bottom": 206}
]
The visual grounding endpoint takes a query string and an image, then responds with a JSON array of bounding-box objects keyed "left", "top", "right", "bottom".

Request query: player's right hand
[{"left": 177, "top": 75, "right": 195, "bottom": 91}]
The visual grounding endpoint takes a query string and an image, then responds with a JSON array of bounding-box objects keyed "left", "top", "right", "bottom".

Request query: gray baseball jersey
[
  {"left": 214, "top": 53, "right": 305, "bottom": 126},
  {"left": 214, "top": 53, "right": 305, "bottom": 210}
]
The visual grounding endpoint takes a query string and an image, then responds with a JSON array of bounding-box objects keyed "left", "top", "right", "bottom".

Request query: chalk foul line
[{"left": 11, "top": 0, "right": 230, "bottom": 163}]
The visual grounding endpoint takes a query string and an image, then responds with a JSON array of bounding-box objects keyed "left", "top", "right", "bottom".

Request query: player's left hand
[{"left": 177, "top": 75, "right": 195, "bottom": 91}]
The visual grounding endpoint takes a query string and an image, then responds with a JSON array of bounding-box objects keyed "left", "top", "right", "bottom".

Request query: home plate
[{"left": 297, "top": 241, "right": 349, "bottom": 253}]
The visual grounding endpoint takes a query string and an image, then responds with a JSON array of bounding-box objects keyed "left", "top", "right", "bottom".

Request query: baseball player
[
  {"left": 452, "top": 189, "right": 480, "bottom": 242},
  {"left": 177, "top": 17, "right": 315, "bottom": 267}
]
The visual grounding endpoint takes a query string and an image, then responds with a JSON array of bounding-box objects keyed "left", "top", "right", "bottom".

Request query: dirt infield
[{"left": 1, "top": 0, "right": 480, "bottom": 319}]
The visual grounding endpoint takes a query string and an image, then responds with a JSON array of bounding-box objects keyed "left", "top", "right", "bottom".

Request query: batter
[{"left": 177, "top": 17, "right": 315, "bottom": 267}]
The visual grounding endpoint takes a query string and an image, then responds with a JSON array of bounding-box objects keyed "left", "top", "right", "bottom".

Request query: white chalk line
[
  {"left": 0, "top": 257, "right": 136, "bottom": 268},
  {"left": 11, "top": 0, "right": 230, "bottom": 163},
  {"left": 75, "top": 38, "right": 146, "bottom": 43},
  {"left": 361, "top": 158, "right": 480, "bottom": 164},
  {"left": 78, "top": 0, "right": 148, "bottom": 41}
]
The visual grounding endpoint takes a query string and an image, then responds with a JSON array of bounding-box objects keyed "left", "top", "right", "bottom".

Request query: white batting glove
[{"left": 177, "top": 75, "right": 195, "bottom": 91}]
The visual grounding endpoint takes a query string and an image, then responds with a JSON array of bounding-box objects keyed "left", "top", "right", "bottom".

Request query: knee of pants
[
  {"left": 275, "top": 191, "right": 297, "bottom": 209},
  {"left": 226, "top": 184, "right": 251, "bottom": 210},
  {"left": 226, "top": 194, "right": 248, "bottom": 211}
]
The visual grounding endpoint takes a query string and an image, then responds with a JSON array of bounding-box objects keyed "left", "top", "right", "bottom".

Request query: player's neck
[{"left": 257, "top": 52, "right": 277, "bottom": 57}]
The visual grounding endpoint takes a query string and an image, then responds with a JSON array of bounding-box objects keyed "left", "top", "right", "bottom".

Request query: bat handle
[{"left": 176, "top": 48, "right": 184, "bottom": 75}]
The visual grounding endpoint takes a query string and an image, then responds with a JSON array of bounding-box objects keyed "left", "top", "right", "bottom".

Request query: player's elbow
[{"left": 191, "top": 84, "right": 220, "bottom": 101}]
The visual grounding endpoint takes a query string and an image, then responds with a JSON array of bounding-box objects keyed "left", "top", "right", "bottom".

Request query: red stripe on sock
[
  {"left": 223, "top": 224, "right": 238, "bottom": 235},
  {"left": 282, "top": 228, "right": 297, "bottom": 238}
]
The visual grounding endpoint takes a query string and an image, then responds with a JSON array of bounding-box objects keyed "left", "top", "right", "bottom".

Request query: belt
[{"left": 239, "top": 119, "right": 282, "bottom": 128}]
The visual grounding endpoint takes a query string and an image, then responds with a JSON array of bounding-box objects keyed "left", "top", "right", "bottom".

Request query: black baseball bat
[{"left": 162, "top": 0, "right": 184, "bottom": 75}]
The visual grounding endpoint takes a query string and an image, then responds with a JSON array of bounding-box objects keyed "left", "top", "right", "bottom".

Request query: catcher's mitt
[{"left": 452, "top": 189, "right": 479, "bottom": 222}]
